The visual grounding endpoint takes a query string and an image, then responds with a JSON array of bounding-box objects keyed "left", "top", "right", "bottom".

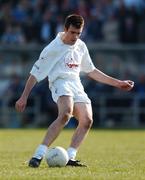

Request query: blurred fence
[{"left": 0, "top": 43, "right": 145, "bottom": 128}]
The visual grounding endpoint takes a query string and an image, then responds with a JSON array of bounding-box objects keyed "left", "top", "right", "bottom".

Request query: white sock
[
  {"left": 33, "top": 144, "right": 48, "bottom": 159},
  {"left": 67, "top": 147, "right": 77, "bottom": 160}
]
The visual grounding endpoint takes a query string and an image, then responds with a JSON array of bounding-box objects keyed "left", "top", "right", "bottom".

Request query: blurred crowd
[{"left": 1, "top": 0, "right": 145, "bottom": 44}]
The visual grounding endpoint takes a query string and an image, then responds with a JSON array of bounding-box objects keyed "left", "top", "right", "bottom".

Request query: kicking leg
[
  {"left": 41, "top": 96, "right": 73, "bottom": 146},
  {"left": 29, "top": 96, "right": 74, "bottom": 167}
]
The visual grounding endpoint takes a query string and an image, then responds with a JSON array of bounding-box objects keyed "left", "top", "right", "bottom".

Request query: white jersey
[{"left": 30, "top": 32, "right": 95, "bottom": 87}]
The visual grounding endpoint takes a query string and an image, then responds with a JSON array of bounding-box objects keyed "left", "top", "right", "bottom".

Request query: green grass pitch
[{"left": 0, "top": 129, "right": 145, "bottom": 180}]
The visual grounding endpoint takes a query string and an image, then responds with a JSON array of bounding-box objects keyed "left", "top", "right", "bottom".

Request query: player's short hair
[{"left": 64, "top": 14, "right": 84, "bottom": 29}]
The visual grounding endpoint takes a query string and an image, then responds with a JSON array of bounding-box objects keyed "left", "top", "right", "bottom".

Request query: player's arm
[
  {"left": 15, "top": 75, "right": 37, "bottom": 112},
  {"left": 87, "top": 68, "right": 134, "bottom": 91},
  {"left": 15, "top": 47, "right": 51, "bottom": 112}
]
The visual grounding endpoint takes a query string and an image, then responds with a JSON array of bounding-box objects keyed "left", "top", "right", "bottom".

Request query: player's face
[{"left": 63, "top": 25, "right": 83, "bottom": 45}]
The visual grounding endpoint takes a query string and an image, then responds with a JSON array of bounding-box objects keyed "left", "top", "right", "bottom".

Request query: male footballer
[{"left": 15, "top": 14, "right": 134, "bottom": 167}]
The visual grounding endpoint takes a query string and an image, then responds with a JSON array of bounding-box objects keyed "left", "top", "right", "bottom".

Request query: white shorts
[{"left": 50, "top": 78, "right": 91, "bottom": 104}]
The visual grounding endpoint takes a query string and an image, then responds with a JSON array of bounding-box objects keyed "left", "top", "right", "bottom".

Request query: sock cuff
[
  {"left": 33, "top": 144, "right": 48, "bottom": 159},
  {"left": 67, "top": 147, "right": 77, "bottom": 160},
  {"left": 39, "top": 144, "right": 48, "bottom": 151},
  {"left": 67, "top": 147, "right": 77, "bottom": 153}
]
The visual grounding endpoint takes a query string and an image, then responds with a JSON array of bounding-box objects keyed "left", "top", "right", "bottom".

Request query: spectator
[
  {"left": 1, "top": 24, "right": 26, "bottom": 44},
  {"left": 103, "top": 13, "right": 119, "bottom": 43},
  {"left": 39, "top": 10, "right": 56, "bottom": 43},
  {"left": 117, "top": 1, "right": 140, "bottom": 43},
  {"left": 4, "top": 74, "right": 24, "bottom": 106},
  {"left": 3, "top": 74, "right": 24, "bottom": 128}
]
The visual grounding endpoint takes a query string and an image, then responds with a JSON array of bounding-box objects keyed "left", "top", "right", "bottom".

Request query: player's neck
[{"left": 61, "top": 33, "right": 69, "bottom": 45}]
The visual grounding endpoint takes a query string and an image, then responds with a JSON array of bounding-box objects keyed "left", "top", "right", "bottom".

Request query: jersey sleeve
[
  {"left": 30, "top": 48, "right": 51, "bottom": 82},
  {"left": 80, "top": 43, "right": 96, "bottom": 73}
]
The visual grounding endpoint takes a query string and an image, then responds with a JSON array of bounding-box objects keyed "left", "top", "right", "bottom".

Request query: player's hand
[
  {"left": 118, "top": 80, "right": 134, "bottom": 91},
  {"left": 15, "top": 97, "right": 27, "bottom": 112}
]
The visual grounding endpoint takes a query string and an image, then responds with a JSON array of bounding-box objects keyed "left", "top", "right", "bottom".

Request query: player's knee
[
  {"left": 82, "top": 117, "right": 93, "bottom": 130},
  {"left": 58, "top": 109, "right": 72, "bottom": 124},
  {"left": 63, "top": 112, "right": 72, "bottom": 122}
]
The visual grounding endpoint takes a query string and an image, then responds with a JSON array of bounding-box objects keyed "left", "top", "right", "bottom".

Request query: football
[{"left": 45, "top": 146, "right": 69, "bottom": 167}]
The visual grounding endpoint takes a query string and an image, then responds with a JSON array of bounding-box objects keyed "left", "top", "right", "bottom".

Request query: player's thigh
[
  {"left": 73, "top": 102, "right": 93, "bottom": 122},
  {"left": 57, "top": 95, "right": 74, "bottom": 116}
]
